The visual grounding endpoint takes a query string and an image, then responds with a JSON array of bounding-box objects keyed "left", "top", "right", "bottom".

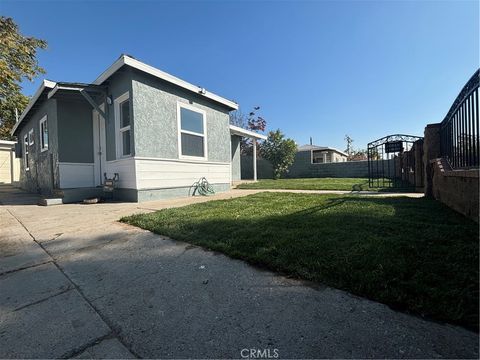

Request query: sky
[{"left": 1, "top": 0, "right": 479, "bottom": 151}]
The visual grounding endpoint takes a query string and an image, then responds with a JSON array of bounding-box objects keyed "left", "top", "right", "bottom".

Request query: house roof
[
  {"left": 298, "top": 144, "right": 348, "bottom": 157},
  {"left": 229, "top": 125, "right": 267, "bottom": 140},
  {"left": 12, "top": 55, "right": 239, "bottom": 135},
  {"left": 94, "top": 55, "right": 238, "bottom": 110},
  {"left": 11, "top": 80, "right": 57, "bottom": 135}
]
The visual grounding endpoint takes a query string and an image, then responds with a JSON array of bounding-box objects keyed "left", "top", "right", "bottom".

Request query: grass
[
  {"left": 236, "top": 177, "right": 378, "bottom": 191},
  {"left": 122, "top": 193, "right": 479, "bottom": 330}
]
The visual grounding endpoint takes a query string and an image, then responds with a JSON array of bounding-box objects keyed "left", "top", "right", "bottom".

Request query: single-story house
[
  {"left": 11, "top": 54, "right": 266, "bottom": 202},
  {"left": 297, "top": 144, "right": 348, "bottom": 163}
]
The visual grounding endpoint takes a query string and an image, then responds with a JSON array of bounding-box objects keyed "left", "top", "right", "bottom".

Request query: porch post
[{"left": 253, "top": 138, "right": 257, "bottom": 181}]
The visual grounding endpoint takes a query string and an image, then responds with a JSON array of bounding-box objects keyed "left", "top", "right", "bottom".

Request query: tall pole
[{"left": 253, "top": 138, "right": 257, "bottom": 181}]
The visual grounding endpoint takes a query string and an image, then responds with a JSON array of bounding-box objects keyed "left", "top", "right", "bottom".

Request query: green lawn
[
  {"left": 236, "top": 178, "right": 373, "bottom": 191},
  {"left": 122, "top": 193, "right": 479, "bottom": 330}
]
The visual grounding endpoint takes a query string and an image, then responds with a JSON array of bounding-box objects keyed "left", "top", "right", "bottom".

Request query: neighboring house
[
  {"left": 297, "top": 144, "right": 348, "bottom": 163},
  {"left": 0, "top": 140, "right": 20, "bottom": 184},
  {"left": 11, "top": 54, "right": 266, "bottom": 202}
]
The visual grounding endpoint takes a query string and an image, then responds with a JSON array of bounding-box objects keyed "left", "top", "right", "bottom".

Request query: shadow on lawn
[{"left": 123, "top": 195, "right": 479, "bottom": 331}]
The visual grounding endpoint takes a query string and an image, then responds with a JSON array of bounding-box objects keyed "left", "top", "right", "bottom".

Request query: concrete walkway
[{"left": 0, "top": 185, "right": 477, "bottom": 358}]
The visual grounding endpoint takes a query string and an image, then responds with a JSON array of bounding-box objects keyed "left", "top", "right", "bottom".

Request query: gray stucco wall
[
  {"left": 231, "top": 135, "right": 241, "bottom": 181},
  {"left": 131, "top": 70, "right": 231, "bottom": 162},
  {"left": 17, "top": 97, "right": 59, "bottom": 194},
  {"left": 57, "top": 98, "right": 94, "bottom": 163}
]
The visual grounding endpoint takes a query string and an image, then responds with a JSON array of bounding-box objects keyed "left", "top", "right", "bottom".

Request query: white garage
[{"left": 0, "top": 140, "right": 19, "bottom": 185}]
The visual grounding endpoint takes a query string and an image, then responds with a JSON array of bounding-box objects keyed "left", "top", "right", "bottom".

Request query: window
[
  {"left": 28, "top": 129, "right": 34, "bottom": 145},
  {"left": 312, "top": 150, "right": 324, "bottom": 164},
  {"left": 115, "top": 92, "right": 131, "bottom": 158},
  {"left": 40, "top": 116, "right": 48, "bottom": 152},
  {"left": 178, "top": 103, "right": 206, "bottom": 159},
  {"left": 23, "top": 134, "right": 29, "bottom": 171}
]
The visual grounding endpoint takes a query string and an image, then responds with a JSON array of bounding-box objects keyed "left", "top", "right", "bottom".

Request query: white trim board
[
  {"left": 134, "top": 156, "right": 230, "bottom": 166},
  {"left": 114, "top": 91, "right": 132, "bottom": 159},
  {"left": 229, "top": 125, "right": 267, "bottom": 140},
  {"left": 94, "top": 55, "right": 238, "bottom": 110}
]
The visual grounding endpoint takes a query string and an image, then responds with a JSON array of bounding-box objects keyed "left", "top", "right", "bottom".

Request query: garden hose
[{"left": 192, "top": 177, "right": 216, "bottom": 196}]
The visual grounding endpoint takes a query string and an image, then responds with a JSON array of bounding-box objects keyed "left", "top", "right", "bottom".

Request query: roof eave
[
  {"left": 11, "top": 79, "right": 57, "bottom": 136},
  {"left": 94, "top": 55, "right": 239, "bottom": 111}
]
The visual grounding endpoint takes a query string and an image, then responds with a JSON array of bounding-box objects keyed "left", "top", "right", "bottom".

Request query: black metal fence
[
  {"left": 367, "top": 134, "right": 423, "bottom": 189},
  {"left": 440, "top": 69, "right": 479, "bottom": 169}
]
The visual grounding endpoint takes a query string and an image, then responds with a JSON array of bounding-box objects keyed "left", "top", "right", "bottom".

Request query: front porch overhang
[
  {"left": 229, "top": 125, "right": 267, "bottom": 141},
  {"left": 47, "top": 82, "right": 108, "bottom": 119},
  {"left": 229, "top": 125, "right": 267, "bottom": 181}
]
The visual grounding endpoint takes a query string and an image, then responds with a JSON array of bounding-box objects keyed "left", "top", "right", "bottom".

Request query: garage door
[{"left": 0, "top": 148, "right": 12, "bottom": 184}]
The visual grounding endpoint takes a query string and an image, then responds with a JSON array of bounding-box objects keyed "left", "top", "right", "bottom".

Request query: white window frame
[
  {"left": 28, "top": 128, "right": 34, "bottom": 145},
  {"left": 177, "top": 102, "right": 207, "bottom": 160},
  {"left": 23, "top": 134, "right": 29, "bottom": 171},
  {"left": 114, "top": 91, "right": 132, "bottom": 159},
  {"left": 39, "top": 115, "right": 48, "bottom": 152}
]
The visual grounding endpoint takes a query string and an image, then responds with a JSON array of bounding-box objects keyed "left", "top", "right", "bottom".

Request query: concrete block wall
[
  {"left": 286, "top": 151, "right": 392, "bottom": 178},
  {"left": 241, "top": 152, "right": 394, "bottom": 179},
  {"left": 241, "top": 155, "right": 274, "bottom": 179}
]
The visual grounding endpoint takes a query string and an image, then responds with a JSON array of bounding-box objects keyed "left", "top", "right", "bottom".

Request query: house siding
[
  {"left": 130, "top": 70, "right": 232, "bottom": 199},
  {"left": 57, "top": 98, "right": 94, "bottom": 163},
  {"left": 17, "top": 98, "right": 59, "bottom": 194},
  {"left": 231, "top": 135, "right": 241, "bottom": 181},
  {"left": 131, "top": 70, "right": 231, "bottom": 163}
]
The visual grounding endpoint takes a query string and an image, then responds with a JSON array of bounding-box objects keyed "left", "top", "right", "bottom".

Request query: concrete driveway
[{"left": 0, "top": 185, "right": 478, "bottom": 359}]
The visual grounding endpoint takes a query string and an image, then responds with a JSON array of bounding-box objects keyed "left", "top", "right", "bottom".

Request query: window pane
[
  {"left": 181, "top": 133, "right": 204, "bottom": 157},
  {"left": 180, "top": 107, "right": 204, "bottom": 134},
  {"left": 122, "top": 130, "right": 131, "bottom": 156},
  {"left": 42, "top": 121, "right": 48, "bottom": 148},
  {"left": 120, "top": 100, "right": 130, "bottom": 128}
]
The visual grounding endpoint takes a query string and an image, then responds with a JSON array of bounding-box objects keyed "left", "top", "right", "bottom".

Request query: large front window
[
  {"left": 115, "top": 92, "right": 131, "bottom": 158},
  {"left": 178, "top": 103, "right": 206, "bottom": 159}
]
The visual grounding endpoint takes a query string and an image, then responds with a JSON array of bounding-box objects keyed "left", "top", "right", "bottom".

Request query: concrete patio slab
[
  {"left": 0, "top": 262, "right": 72, "bottom": 312},
  {"left": 73, "top": 338, "right": 135, "bottom": 359},
  {"left": 0, "top": 208, "right": 51, "bottom": 274},
  {"left": 0, "top": 289, "right": 111, "bottom": 359}
]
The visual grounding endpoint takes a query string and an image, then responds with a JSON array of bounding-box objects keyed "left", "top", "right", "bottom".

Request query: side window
[
  {"left": 40, "top": 116, "right": 48, "bottom": 152},
  {"left": 178, "top": 103, "right": 206, "bottom": 159},
  {"left": 115, "top": 92, "right": 131, "bottom": 158},
  {"left": 28, "top": 129, "right": 34, "bottom": 145},
  {"left": 23, "top": 134, "right": 29, "bottom": 171}
]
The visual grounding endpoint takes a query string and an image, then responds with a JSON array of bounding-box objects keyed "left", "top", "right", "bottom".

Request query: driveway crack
[{"left": 4, "top": 208, "right": 140, "bottom": 359}]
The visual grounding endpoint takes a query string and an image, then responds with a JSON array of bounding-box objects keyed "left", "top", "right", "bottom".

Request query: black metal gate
[{"left": 367, "top": 134, "right": 424, "bottom": 189}]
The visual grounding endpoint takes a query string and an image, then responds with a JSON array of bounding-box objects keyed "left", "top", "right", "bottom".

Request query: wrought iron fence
[{"left": 440, "top": 69, "right": 479, "bottom": 169}]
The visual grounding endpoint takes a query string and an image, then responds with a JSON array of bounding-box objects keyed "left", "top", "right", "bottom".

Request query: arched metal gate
[{"left": 367, "top": 134, "right": 424, "bottom": 189}]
